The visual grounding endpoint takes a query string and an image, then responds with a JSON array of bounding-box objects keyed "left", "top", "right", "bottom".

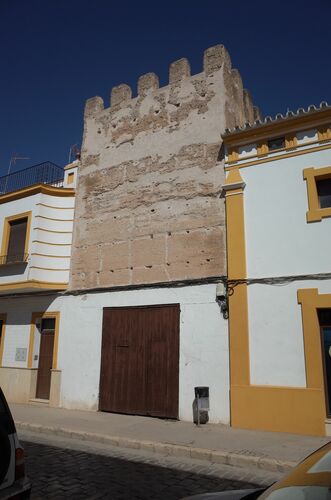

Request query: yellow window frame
[
  {"left": 67, "top": 172, "right": 75, "bottom": 185},
  {"left": 0, "top": 211, "right": 32, "bottom": 262},
  {"left": 257, "top": 134, "right": 298, "bottom": 157},
  {"left": 303, "top": 166, "right": 331, "bottom": 222}
]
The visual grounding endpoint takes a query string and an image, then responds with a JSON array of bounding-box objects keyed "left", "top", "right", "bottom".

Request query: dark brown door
[
  {"left": 0, "top": 320, "right": 3, "bottom": 348},
  {"left": 318, "top": 309, "right": 331, "bottom": 417},
  {"left": 99, "top": 304, "right": 179, "bottom": 418},
  {"left": 36, "top": 319, "right": 55, "bottom": 400}
]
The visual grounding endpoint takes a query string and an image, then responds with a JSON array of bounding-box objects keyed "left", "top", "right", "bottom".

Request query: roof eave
[{"left": 222, "top": 104, "right": 331, "bottom": 147}]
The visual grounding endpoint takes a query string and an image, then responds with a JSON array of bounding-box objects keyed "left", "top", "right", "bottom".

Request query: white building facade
[
  {"left": 223, "top": 103, "right": 331, "bottom": 436},
  {"left": 1, "top": 43, "right": 252, "bottom": 425},
  {"left": 5, "top": 49, "right": 331, "bottom": 437},
  {"left": 0, "top": 161, "right": 77, "bottom": 406},
  {"left": 43, "top": 44, "right": 255, "bottom": 425}
]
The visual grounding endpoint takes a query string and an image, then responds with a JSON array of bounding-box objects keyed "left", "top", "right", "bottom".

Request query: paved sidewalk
[{"left": 11, "top": 403, "right": 330, "bottom": 474}]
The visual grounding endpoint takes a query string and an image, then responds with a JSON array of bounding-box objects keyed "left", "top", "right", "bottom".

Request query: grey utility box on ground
[{"left": 194, "top": 386, "right": 209, "bottom": 425}]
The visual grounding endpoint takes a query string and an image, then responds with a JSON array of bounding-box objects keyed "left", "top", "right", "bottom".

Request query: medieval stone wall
[{"left": 70, "top": 44, "right": 258, "bottom": 290}]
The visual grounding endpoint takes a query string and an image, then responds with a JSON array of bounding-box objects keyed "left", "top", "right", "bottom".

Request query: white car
[{"left": 0, "top": 387, "right": 31, "bottom": 499}]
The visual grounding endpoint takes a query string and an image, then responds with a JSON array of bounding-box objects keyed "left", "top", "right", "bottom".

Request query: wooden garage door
[{"left": 99, "top": 304, "right": 179, "bottom": 419}]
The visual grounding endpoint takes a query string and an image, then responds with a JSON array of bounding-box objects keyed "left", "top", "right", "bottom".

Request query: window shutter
[{"left": 7, "top": 218, "right": 27, "bottom": 263}]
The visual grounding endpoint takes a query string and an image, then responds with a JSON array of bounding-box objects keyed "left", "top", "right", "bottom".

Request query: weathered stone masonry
[{"left": 70, "top": 44, "right": 258, "bottom": 290}]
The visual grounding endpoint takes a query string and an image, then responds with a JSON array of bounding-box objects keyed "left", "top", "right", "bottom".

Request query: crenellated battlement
[
  {"left": 84, "top": 44, "right": 257, "bottom": 119},
  {"left": 137, "top": 72, "right": 159, "bottom": 96},
  {"left": 169, "top": 58, "right": 190, "bottom": 84},
  {"left": 71, "top": 43, "right": 259, "bottom": 292}
]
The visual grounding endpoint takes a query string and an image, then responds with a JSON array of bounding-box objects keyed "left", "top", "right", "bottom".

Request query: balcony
[
  {"left": 0, "top": 253, "right": 29, "bottom": 266},
  {"left": 0, "top": 162, "right": 64, "bottom": 195}
]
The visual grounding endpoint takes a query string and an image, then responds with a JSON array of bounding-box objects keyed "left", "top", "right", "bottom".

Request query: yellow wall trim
[
  {"left": 224, "top": 169, "right": 250, "bottom": 388},
  {"left": 255, "top": 135, "right": 298, "bottom": 157},
  {"left": 36, "top": 203, "right": 74, "bottom": 210},
  {"left": 231, "top": 385, "right": 325, "bottom": 435},
  {"left": 225, "top": 169, "right": 329, "bottom": 435},
  {"left": 28, "top": 312, "right": 41, "bottom": 368},
  {"left": 29, "top": 266, "right": 70, "bottom": 271},
  {"left": 0, "top": 211, "right": 32, "bottom": 262},
  {"left": 0, "top": 280, "right": 68, "bottom": 292},
  {"left": 226, "top": 136, "right": 326, "bottom": 165},
  {"left": 32, "top": 240, "right": 71, "bottom": 246},
  {"left": 225, "top": 143, "right": 331, "bottom": 171},
  {"left": 223, "top": 107, "right": 331, "bottom": 147},
  {"left": 318, "top": 125, "right": 331, "bottom": 142},
  {"left": 228, "top": 147, "right": 239, "bottom": 163},
  {"left": 228, "top": 287, "right": 331, "bottom": 436},
  {"left": 257, "top": 141, "right": 268, "bottom": 156},
  {"left": 297, "top": 288, "right": 331, "bottom": 388},
  {"left": 0, "top": 184, "right": 75, "bottom": 205},
  {"left": 227, "top": 137, "right": 320, "bottom": 165},
  {"left": 33, "top": 227, "right": 72, "bottom": 234},
  {"left": 303, "top": 166, "right": 331, "bottom": 222},
  {"left": 225, "top": 190, "right": 245, "bottom": 197},
  {"left": 67, "top": 172, "right": 75, "bottom": 185},
  {"left": 285, "top": 134, "right": 298, "bottom": 149},
  {"left": 223, "top": 168, "right": 246, "bottom": 191},
  {"left": 35, "top": 215, "right": 73, "bottom": 222},
  {"left": 0, "top": 313, "right": 7, "bottom": 367},
  {"left": 31, "top": 253, "right": 71, "bottom": 259}
]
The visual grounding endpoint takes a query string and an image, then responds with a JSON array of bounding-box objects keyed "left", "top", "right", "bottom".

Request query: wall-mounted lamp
[{"left": 216, "top": 282, "right": 228, "bottom": 319}]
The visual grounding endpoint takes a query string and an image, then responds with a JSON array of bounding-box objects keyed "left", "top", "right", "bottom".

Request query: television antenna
[
  {"left": 7, "top": 154, "right": 30, "bottom": 176},
  {"left": 68, "top": 144, "right": 81, "bottom": 164},
  {"left": 4, "top": 154, "right": 30, "bottom": 193}
]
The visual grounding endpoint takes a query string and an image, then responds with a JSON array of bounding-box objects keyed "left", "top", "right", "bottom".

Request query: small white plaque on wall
[{"left": 15, "top": 348, "right": 27, "bottom": 362}]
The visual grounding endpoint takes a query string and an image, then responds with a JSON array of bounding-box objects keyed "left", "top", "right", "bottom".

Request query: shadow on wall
[
  {"left": 0, "top": 295, "right": 58, "bottom": 325},
  {"left": 217, "top": 143, "right": 225, "bottom": 162},
  {"left": 0, "top": 294, "right": 61, "bottom": 406},
  {"left": 0, "top": 262, "right": 27, "bottom": 278}
]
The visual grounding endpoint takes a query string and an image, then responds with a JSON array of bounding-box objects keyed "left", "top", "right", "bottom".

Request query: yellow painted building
[{"left": 222, "top": 103, "right": 331, "bottom": 436}]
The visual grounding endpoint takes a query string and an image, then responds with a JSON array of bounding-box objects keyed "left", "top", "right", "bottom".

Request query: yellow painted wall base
[{"left": 231, "top": 385, "right": 326, "bottom": 436}]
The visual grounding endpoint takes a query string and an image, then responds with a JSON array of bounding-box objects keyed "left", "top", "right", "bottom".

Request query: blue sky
[{"left": 0, "top": 0, "right": 330, "bottom": 176}]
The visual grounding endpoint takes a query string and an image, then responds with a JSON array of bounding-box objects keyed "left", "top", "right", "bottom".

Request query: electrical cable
[{"left": 227, "top": 272, "right": 331, "bottom": 295}]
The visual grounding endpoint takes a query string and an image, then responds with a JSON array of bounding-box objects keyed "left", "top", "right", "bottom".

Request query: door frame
[
  {"left": 0, "top": 313, "right": 7, "bottom": 366},
  {"left": 99, "top": 303, "right": 180, "bottom": 418},
  {"left": 28, "top": 311, "right": 60, "bottom": 400},
  {"left": 298, "top": 289, "right": 331, "bottom": 425},
  {"left": 28, "top": 311, "right": 60, "bottom": 370},
  {"left": 319, "top": 320, "right": 331, "bottom": 418},
  {"left": 35, "top": 325, "right": 56, "bottom": 400}
]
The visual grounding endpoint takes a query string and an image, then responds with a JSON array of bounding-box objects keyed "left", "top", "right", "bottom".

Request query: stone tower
[{"left": 70, "top": 44, "right": 258, "bottom": 290}]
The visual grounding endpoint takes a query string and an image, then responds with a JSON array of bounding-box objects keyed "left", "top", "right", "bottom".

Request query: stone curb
[{"left": 16, "top": 421, "right": 295, "bottom": 474}]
